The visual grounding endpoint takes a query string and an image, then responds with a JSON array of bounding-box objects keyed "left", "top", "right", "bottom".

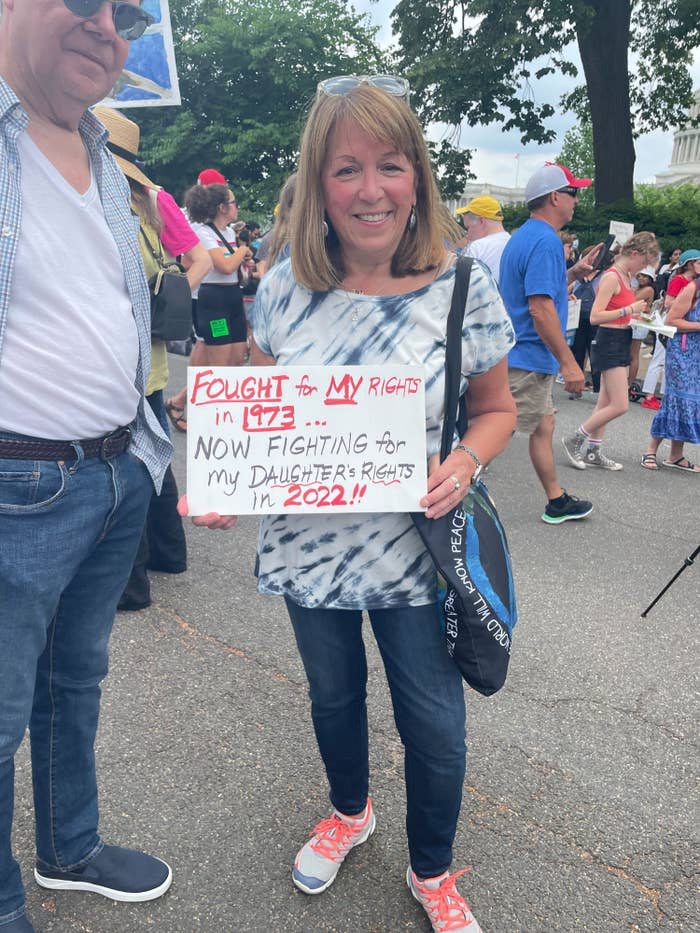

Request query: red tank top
[{"left": 604, "top": 267, "right": 636, "bottom": 326}]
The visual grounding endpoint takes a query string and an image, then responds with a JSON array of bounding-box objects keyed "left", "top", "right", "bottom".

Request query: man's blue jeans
[
  {"left": 284, "top": 599, "right": 467, "bottom": 879},
  {"left": 0, "top": 442, "right": 151, "bottom": 924}
]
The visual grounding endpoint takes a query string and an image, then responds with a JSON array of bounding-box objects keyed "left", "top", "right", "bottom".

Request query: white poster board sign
[
  {"left": 566, "top": 298, "right": 581, "bottom": 332},
  {"left": 608, "top": 220, "right": 634, "bottom": 246},
  {"left": 186, "top": 366, "right": 428, "bottom": 516},
  {"left": 102, "top": 0, "right": 181, "bottom": 107}
]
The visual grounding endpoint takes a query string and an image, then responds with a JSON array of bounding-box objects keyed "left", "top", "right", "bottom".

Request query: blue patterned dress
[
  {"left": 651, "top": 288, "right": 700, "bottom": 444},
  {"left": 250, "top": 254, "right": 515, "bottom": 610}
]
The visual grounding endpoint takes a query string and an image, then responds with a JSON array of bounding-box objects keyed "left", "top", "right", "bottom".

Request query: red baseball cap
[{"left": 197, "top": 168, "right": 227, "bottom": 186}]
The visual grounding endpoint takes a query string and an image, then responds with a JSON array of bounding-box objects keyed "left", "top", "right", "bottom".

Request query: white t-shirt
[
  {"left": 462, "top": 230, "right": 511, "bottom": 284},
  {"left": 191, "top": 222, "right": 239, "bottom": 295},
  {"left": 251, "top": 254, "right": 515, "bottom": 610},
  {"left": 0, "top": 133, "right": 139, "bottom": 440}
]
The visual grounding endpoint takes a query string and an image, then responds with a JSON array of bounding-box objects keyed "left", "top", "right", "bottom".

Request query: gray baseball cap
[{"left": 525, "top": 162, "right": 592, "bottom": 204}]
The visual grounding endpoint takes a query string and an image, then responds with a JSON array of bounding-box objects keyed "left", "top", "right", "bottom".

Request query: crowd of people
[
  {"left": 457, "top": 178, "right": 700, "bottom": 499},
  {"left": 1, "top": 4, "right": 699, "bottom": 932}
]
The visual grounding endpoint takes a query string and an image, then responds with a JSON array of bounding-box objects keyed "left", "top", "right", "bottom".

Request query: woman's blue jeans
[
  {"left": 0, "top": 444, "right": 151, "bottom": 924},
  {"left": 284, "top": 599, "right": 467, "bottom": 879}
]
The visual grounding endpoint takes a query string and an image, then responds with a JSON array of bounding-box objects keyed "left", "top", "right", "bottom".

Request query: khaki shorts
[{"left": 508, "top": 368, "right": 556, "bottom": 434}]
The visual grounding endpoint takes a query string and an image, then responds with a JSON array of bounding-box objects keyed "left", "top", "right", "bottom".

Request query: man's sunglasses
[
  {"left": 317, "top": 75, "right": 410, "bottom": 102},
  {"left": 64, "top": 0, "right": 154, "bottom": 41},
  {"left": 556, "top": 186, "right": 580, "bottom": 198}
]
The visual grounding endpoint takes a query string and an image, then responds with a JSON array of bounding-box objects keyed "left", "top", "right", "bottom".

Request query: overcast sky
[{"left": 355, "top": 0, "right": 700, "bottom": 188}]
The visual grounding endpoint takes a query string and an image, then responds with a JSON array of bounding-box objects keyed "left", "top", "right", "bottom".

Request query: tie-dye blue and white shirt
[{"left": 251, "top": 253, "right": 515, "bottom": 609}]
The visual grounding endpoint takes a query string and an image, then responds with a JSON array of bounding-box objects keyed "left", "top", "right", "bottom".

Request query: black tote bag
[{"left": 411, "top": 257, "right": 518, "bottom": 696}]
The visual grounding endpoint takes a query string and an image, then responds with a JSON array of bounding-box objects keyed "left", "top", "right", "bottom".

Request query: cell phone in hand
[{"left": 593, "top": 234, "right": 617, "bottom": 270}]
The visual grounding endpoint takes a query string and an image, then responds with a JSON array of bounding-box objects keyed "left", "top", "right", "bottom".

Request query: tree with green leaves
[
  {"left": 137, "top": 0, "right": 387, "bottom": 216},
  {"left": 391, "top": 0, "right": 700, "bottom": 205}
]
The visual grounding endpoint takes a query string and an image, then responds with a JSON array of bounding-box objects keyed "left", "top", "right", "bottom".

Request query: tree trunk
[{"left": 576, "top": 0, "right": 635, "bottom": 205}]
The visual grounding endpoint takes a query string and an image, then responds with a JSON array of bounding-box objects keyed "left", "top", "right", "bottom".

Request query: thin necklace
[
  {"left": 346, "top": 288, "right": 364, "bottom": 324},
  {"left": 614, "top": 262, "right": 632, "bottom": 283}
]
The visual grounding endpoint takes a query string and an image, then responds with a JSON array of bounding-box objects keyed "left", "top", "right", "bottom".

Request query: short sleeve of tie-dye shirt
[{"left": 250, "top": 254, "right": 515, "bottom": 610}]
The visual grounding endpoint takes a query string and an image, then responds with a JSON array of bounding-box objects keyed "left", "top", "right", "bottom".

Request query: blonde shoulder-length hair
[
  {"left": 619, "top": 230, "right": 658, "bottom": 261},
  {"left": 291, "top": 85, "right": 460, "bottom": 292}
]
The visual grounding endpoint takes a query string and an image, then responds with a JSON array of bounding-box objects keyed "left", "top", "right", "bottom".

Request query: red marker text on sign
[
  {"left": 295, "top": 374, "right": 319, "bottom": 397},
  {"left": 283, "top": 483, "right": 368, "bottom": 508},
  {"left": 242, "top": 404, "right": 296, "bottom": 433},
  {"left": 190, "top": 370, "right": 289, "bottom": 406},
  {"left": 324, "top": 374, "right": 363, "bottom": 405},
  {"left": 367, "top": 375, "right": 422, "bottom": 397}
]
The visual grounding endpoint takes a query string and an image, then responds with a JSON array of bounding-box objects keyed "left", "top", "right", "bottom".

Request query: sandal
[
  {"left": 661, "top": 457, "right": 700, "bottom": 473},
  {"left": 165, "top": 398, "right": 187, "bottom": 433},
  {"left": 640, "top": 454, "right": 658, "bottom": 470}
]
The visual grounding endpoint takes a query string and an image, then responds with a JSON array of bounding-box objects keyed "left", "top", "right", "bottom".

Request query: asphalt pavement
[{"left": 15, "top": 352, "right": 699, "bottom": 933}]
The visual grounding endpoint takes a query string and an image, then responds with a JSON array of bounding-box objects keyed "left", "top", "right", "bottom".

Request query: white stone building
[
  {"left": 655, "top": 89, "right": 700, "bottom": 187},
  {"left": 446, "top": 181, "right": 525, "bottom": 215}
]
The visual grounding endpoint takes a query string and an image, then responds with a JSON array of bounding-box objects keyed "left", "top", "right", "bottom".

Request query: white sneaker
[
  {"left": 292, "top": 799, "right": 375, "bottom": 894},
  {"left": 407, "top": 866, "right": 483, "bottom": 932}
]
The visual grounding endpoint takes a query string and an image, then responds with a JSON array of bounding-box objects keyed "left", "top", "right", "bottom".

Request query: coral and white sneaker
[
  {"left": 407, "top": 866, "right": 483, "bottom": 932},
  {"left": 292, "top": 799, "right": 375, "bottom": 894}
]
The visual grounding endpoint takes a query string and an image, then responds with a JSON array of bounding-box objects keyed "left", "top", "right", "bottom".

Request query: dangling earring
[
  {"left": 322, "top": 220, "right": 329, "bottom": 237},
  {"left": 408, "top": 206, "right": 416, "bottom": 231}
]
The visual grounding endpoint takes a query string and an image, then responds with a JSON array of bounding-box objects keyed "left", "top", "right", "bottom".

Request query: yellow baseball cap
[{"left": 455, "top": 195, "right": 503, "bottom": 220}]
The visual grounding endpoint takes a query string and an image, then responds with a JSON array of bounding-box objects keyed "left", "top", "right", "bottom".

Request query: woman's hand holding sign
[{"left": 176, "top": 495, "right": 237, "bottom": 530}]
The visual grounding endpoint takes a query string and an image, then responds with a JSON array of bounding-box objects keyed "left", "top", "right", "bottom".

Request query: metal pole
[{"left": 641, "top": 543, "right": 700, "bottom": 617}]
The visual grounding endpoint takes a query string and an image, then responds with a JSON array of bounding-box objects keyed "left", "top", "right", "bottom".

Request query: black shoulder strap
[
  {"left": 138, "top": 223, "right": 165, "bottom": 267},
  {"left": 440, "top": 255, "right": 473, "bottom": 463},
  {"left": 207, "top": 222, "right": 236, "bottom": 254}
]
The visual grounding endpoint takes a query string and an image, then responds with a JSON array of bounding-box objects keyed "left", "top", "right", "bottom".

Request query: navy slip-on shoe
[{"left": 34, "top": 845, "right": 171, "bottom": 903}]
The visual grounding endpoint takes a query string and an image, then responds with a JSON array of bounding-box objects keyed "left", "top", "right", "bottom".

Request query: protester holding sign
[{"left": 185, "top": 76, "right": 516, "bottom": 932}]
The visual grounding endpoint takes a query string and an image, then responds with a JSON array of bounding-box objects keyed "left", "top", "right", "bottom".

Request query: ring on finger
[{"left": 450, "top": 474, "right": 461, "bottom": 491}]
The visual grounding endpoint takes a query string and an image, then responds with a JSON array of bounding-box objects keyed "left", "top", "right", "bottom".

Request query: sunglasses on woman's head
[
  {"left": 63, "top": 0, "right": 155, "bottom": 41},
  {"left": 317, "top": 75, "right": 410, "bottom": 102}
]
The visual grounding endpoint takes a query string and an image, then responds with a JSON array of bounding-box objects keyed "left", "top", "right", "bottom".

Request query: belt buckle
[{"left": 100, "top": 427, "right": 130, "bottom": 460}]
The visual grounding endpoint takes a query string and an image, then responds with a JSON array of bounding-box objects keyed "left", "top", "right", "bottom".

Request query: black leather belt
[{"left": 0, "top": 427, "right": 132, "bottom": 461}]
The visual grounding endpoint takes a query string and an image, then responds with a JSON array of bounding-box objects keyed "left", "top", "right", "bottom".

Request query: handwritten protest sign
[
  {"left": 186, "top": 365, "right": 428, "bottom": 515},
  {"left": 608, "top": 220, "right": 634, "bottom": 246}
]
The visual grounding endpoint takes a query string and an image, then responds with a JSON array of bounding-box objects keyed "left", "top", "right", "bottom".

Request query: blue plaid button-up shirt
[{"left": 0, "top": 78, "right": 171, "bottom": 490}]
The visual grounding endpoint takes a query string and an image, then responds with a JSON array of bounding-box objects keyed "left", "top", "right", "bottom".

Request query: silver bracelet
[{"left": 454, "top": 444, "right": 483, "bottom": 484}]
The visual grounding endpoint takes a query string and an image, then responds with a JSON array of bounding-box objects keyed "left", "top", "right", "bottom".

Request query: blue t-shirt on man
[{"left": 499, "top": 217, "right": 568, "bottom": 374}]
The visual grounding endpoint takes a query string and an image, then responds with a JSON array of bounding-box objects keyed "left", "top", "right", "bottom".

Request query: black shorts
[
  {"left": 590, "top": 326, "right": 632, "bottom": 373},
  {"left": 194, "top": 284, "right": 247, "bottom": 345}
]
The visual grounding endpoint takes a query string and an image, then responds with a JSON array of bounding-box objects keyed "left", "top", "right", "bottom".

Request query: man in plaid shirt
[{"left": 0, "top": 3, "right": 173, "bottom": 929}]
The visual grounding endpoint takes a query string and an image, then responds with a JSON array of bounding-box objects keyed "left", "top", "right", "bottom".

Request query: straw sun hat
[{"left": 92, "top": 105, "right": 156, "bottom": 188}]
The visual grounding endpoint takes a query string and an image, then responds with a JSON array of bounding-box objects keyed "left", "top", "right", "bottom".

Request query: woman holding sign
[{"left": 184, "top": 77, "right": 515, "bottom": 931}]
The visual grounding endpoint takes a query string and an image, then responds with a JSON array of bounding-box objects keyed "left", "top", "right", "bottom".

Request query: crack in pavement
[
  {"left": 460, "top": 780, "right": 684, "bottom": 924},
  {"left": 504, "top": 688, "right": 691, "bottom": 743},
  {"left": 153, "top": 604, "right": 305, "bottom": 688}
]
